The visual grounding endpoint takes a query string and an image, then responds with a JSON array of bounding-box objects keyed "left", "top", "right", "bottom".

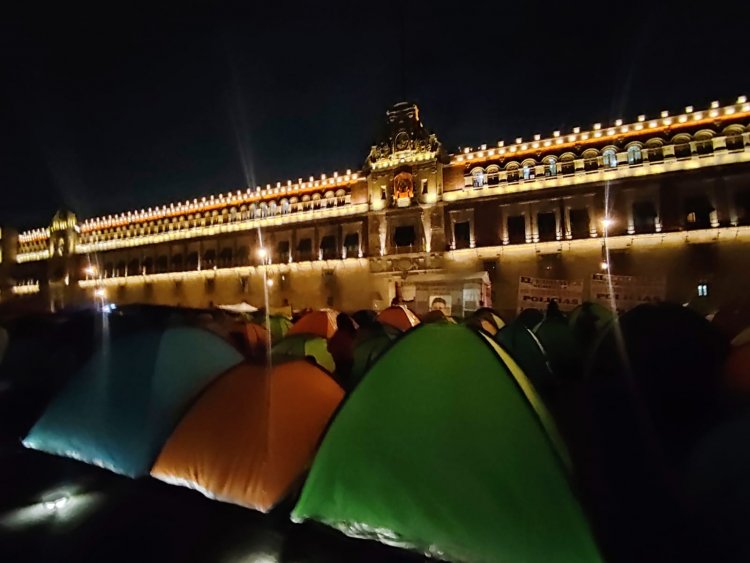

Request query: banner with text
[
  {"left": 517, "top": 276, "right": 584, "bottom": 313},
  {"left": 590, "top": 273, "right": 666, "bottom": 314}
]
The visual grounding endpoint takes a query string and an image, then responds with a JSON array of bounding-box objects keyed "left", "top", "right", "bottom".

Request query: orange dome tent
[
  {"left": 288, "top": 309, "right": 339, "bottom": 339},
  {"left": 151, "top": 360, "right": 343, "bottom": 512},
  {"left": 376, "top": 305, "right": 420, "bottom": 332}
]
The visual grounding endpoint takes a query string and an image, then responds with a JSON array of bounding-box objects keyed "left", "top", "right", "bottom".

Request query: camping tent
[
  {"left": 292, "top": 323, "right": 601, "bottom": 563},
  {"left": 24, "top": 326, "right": 243, "bottom": 477},
  {"left": 151, "top": 360, "right": 343, "bottom": 512}
]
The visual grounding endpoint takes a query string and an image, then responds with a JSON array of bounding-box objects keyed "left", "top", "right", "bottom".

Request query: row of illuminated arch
[
  {"left": 78, "top": 189, "right": 350, "bottom": 243},
  {"left": 466, "top": 125, "right": 748, "bottom": 186},
  {"left": 92, "top": 233, "right": 363, "bottom": 278}
]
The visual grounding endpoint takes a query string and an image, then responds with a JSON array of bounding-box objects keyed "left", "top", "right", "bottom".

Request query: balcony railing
[{"left": 463, "top": 134, "right": 749, "bottom": 191}]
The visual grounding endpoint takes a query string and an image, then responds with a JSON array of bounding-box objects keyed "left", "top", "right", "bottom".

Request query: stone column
[
  {"left": 554, "top": 205, "right": 562, "bottom": 241},
  {"left": 563, "top": 202, "right": 572, "bottom": 240},
  {"left": 500, "top": 206, "right": 509, "bottom": 245},
  {"left": 524, "top": 209, "right": 532, "bottom": 244},
  {"left": 586, "top": 199, "right": 597, "bottom": 238},
  {"left": 653, "top": 192, "right": 663, "bottom": 233},
  {"left": 708, "top": 189, "right": 720, "bottom": 228},
  {"left": 421, "top": 208, "right": 432, "bottom": 253},
  {"left": 626, "top": 191, "right": 635, "bottom": 235},
  {"left": 530, "top": 204, "right": 539, "bottom": 243},
  {"left": 728, "top": 187, "right": 739, "bottom": 227}
]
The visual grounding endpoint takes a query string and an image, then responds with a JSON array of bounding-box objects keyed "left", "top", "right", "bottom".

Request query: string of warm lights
[
  {"left": 454, "top": 96, "right": 749, "bottom": 164},
  {"left": 76, "top": 171, "right": 360, "bottom": 234}
]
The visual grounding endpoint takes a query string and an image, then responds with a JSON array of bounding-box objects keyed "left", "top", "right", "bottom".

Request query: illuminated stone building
[{"left": 2, "top": 96, "right": 750, "bottom": 318}]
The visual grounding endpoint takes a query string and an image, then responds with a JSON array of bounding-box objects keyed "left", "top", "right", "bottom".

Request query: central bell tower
[
  {"left": 365, "top": 103, "right": 448, "bottom": 259},
  {"left": 365, "top": 102, "right": 448, "bottom": 209}
]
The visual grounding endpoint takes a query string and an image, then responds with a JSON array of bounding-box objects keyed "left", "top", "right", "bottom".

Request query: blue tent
[{"left": 24, "top": 326, "right": 242, "bottom": 477}]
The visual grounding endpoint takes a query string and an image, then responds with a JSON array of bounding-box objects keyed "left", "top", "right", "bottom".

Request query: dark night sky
[{"left": 0, "top": 2, "right": 747, "bottom": 229}]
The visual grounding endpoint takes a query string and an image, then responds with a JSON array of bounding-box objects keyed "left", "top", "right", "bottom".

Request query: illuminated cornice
[
  {"left": 79, "top": 171, "right": 361, "bottom": 234},
  {"left": 18, "top": 228, "right": 50, "bottom": 244},
  {"left": 17, "top": 249, "right": 51, "bottom": 263},
  {"left": 78, "top": 256, "right": 370, "bottom": 288},
  {"left": 75, "top": 203, "right": 368, "bottom": 254},
  {"left": 451, "top": 96, "right": 749, "bottom": 166},
  {"left": 11, "top": 281, "right": 40, "bottom": 295}
]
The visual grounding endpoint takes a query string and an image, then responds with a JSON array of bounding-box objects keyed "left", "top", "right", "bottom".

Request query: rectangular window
[
  {"left": 537, "top": 212, "right": 557, "bottom": 242},
  {"left": 344, "top": 233, "right": 360, "bottom": 257},
  {"left": 454, "top": 221, "right": 471, "bottom": 249},
  {"left": 277, "top": 240, "right": 290, "bottom": 263},
  {"left": 633, "top": 201, "right": 657, "bottom": 234},
  {"left": 297, "top": 238, "right": 312, "bottom": 261},
  {"left": 393, "top": 225, "right": 416, "bottom": 251},
  {"left": 735, "top": 190, "right": 750, "bottom": 225},
  {"left": 684, "top": 196, "right": 713, "bottom": 229},
  {"left": 569, "top": 208, "right": 590, "bottom": 239},
  {"left": 320, "top": 235, "right": 337, "bottom": 260},
  {"left": 507, "top": 215, "right": 526, "bottom": 244}
]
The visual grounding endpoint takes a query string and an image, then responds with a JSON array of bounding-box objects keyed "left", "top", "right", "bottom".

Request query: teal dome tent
[
  {"left": 292, "top": 323, "right": 601, "bottom": 563},
  {"left": 23, "top": 326, "right": 243, "bottom": 477}
]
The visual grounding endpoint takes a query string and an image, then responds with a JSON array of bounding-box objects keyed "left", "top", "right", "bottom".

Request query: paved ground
[{"left": 0, "top": 441, "right": 425, "bottom": 563}]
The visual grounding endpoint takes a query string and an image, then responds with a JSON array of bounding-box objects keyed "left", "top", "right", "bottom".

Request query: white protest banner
[
  {"left": 517, "top": 276, "right": 584, "bottom": 313},
  {"left": 590, "top": 273, "right": 666, "bottom": 314}
]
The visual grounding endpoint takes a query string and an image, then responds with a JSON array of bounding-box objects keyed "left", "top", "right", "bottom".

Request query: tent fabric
[
  {"left": 288, "top": 309, "right": 339, "bottom": 339},
  {"left": 376, "top": 306, "right": 420, "bottom": 332},
  {"left": 495, "top": 320, "right": 555, "bottom": 396},
  {"left": 350, "top": 322, "right": 401, "bottom": 389},
  {"left": 465, "top": 308, "right": 506, "bottom": 336},
  {"left": 151, "top": 360, "right": 343, "bottom": 512},
  {"left": 517, "top": 307, "right": 544, "bottom": 330},
  {"left": 534, "top": 316, "right": 581, "bottom": 378},
  {"left": 253, "top": 314, "right": 292, "bottom": 343},
  {"left": 218, "top": 302, "right": 258, "bottom": 314},
  {"left": 568, "top": 302, "right": 614, "bottom": 335},
  {"left": 23, "top": 327, "right": 243, "bottom": 477},
  {"left": 292, "top": 323, "right": 599, "bottom": 563},
  {"left": 271, "top": 333, "right": 335, "bottom": 373}
]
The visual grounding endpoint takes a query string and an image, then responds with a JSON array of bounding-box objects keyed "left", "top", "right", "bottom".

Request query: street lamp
[
  {"left": 256, "top": 247, "right": 267, "bottom": 260},
  {"left": 84, "top": 265, "right": 97, "bottom": 277},
  {"left": 601, "top": 217, "right": 614, "bottom": 229}
]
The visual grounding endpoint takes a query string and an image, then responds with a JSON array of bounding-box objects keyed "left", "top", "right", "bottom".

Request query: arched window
[
  {"left": 645, "top": 139, "right": 664, "bottom": 162},
  {"left": 560, "top": 153, "right": 576, "bottom": 175},
  {"left": 505, "top": 162, "right": 520, "bottom": 183},
  {"left": 486, "top": 165, "right": 500, "bottom": 186},
  {"left": 544, "top": 157, "right": 557, "bottom": 177},
  {"left": 522, "top": 160, "right": 536, "bottom": 180},
  {"left": 602, "top": 148, "right": 618, "bottom": 168},
  {"left": 582, "top": 149, "right": 599, "bottom": 172},
  {"left": 471, "top": 168, "right": 485, "bottom": 188},
  {"left": 627, "top": 145, "right": 642, "bottom": 165},
  {"left": 695, "top": 130, "right": 715, "bottom": 155}
]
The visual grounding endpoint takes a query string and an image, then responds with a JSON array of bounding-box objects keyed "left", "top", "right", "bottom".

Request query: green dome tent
[
  {"left": 495, "top": 319, "right": 555, "bottom": 397},
  {"left": 350, "top": 322, "right": 401, "bottom": 389},
  {"left": 292, "top": 323, "right": 601, "bottom": 563},
  {"left": 534, "top": 316, "right": 582, "bottom": 379},
  {"left": 271, "top": 333, "right": 335, "bottom": 373}
]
